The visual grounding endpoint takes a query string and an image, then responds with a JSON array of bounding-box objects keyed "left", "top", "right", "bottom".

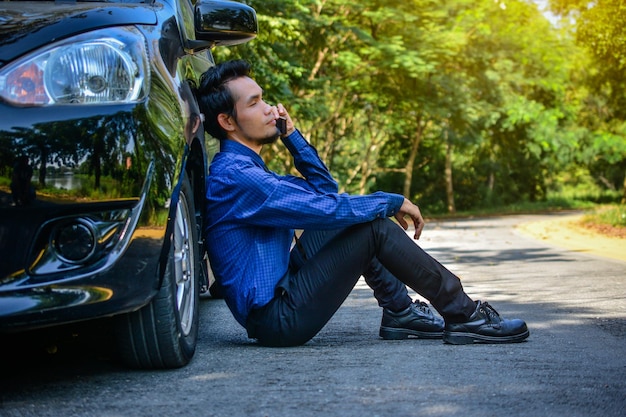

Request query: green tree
[{"left": 550, "top": 0, "right": 626, "bottom": 202}]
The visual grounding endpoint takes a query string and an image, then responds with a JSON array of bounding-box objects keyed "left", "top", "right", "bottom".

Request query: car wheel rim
[{"left": 173, "top": 193, "right": 195, "bottom": 336}]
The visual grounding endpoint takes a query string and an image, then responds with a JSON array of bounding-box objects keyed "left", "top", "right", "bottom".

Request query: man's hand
[
  {"left": 276, "top": 103, "right": 295, "bottom": 137},
  {"left": 394, "top": 198, "right": 425, "bottom": 240}
]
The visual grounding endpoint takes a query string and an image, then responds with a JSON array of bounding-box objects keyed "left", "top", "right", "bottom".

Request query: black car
[{"left": 0, "top": 0, "right": 257, "bottom": 368}]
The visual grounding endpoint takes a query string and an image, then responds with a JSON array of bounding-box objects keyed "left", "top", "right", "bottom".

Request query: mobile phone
[{"left": 276, "top": 117, "right": 287, "bottom": 135}]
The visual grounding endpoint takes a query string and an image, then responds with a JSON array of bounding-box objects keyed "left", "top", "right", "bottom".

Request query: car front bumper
[{"left": 0, "top": 100, "right": 178, "bottom": 332}]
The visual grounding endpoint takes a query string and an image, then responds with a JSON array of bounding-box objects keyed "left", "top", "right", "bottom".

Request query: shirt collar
[{"left": 220, "top": 139, "right": 268, "bottom": 170}]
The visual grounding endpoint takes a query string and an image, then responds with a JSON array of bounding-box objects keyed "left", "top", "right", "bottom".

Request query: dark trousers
[
  {"left": 246, "top": 218, "right": 475, "bottom": 347},
  {"left": 296, "top": 227, "right": 414, "bottom": 313}
]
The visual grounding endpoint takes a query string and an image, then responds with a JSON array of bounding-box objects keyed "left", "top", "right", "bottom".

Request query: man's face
[{"left": 226, "top": 76, "right": 279, "bottom": 146}]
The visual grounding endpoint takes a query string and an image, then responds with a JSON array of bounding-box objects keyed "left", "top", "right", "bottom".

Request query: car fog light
[{"left": 54, "top": 220, "right": 97, "bottom": 263}]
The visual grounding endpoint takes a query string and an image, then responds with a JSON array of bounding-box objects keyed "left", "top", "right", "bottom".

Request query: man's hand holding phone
[{"left": 275, "top": 103, "right": 295, "bottom": 137}]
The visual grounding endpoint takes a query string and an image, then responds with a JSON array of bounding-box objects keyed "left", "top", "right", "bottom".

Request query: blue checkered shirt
[{"left": 204, "top": 130, "right": 405, "bottom": 326}]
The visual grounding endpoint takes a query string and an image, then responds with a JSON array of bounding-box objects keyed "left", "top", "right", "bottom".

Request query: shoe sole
[
  {"left": 379, "top": 326, "right": 443, "bottom": 340},
  {"left": 442, "top": 329, "right": 530, "bottom": 345}
]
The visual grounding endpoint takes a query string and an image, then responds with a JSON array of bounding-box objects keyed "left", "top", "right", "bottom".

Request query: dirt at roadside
[
  {"left": 582, "top": 222, "right": 626, "bottom": 239},
  {"left": 516, "top": 214, "right": 626, "bottom": 262}
]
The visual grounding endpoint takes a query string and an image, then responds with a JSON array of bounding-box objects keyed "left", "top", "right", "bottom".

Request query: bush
[{"left": 584, "top": 205, "right": 626, "bottom": 228}]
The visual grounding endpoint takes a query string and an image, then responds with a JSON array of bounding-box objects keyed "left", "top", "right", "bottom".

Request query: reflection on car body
[{"left": 0, "top": 0, "right": 257, "bottom": 369}]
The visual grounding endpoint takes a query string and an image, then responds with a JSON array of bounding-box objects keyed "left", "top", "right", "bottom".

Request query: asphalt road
[{"left": 1, "top": 213, "right": 625, "bottom": 417}]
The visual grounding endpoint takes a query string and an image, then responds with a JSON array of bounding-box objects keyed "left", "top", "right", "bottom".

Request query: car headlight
[{"left": 0, "top": 26, "right": 149, "bottom": 106}]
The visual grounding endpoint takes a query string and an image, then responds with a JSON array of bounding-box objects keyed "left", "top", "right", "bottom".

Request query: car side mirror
[{"left": 190, "top": 0, "right": 258, "bottom": 51}]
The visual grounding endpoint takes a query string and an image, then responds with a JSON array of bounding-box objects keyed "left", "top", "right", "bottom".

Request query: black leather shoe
[
  {"left": 443, "top": 301, "right": 529, "bottom": 344},
  {"left": 380, "top": 300, "right": 444, "bottom": 340}
]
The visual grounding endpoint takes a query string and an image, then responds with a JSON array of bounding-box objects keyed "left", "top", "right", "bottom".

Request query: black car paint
[
  {"left": 0, "top": 2, "right": 158, "bottom": 65},
  {"left": 0, "top": 0, "right": 251, "bottom": 333}
]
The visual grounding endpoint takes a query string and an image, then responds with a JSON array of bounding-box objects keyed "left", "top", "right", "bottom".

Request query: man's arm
[
  {"left": 273, "top": 104, "right": 424, "bottom": 239},
  {"left": 276, "top": 104, "right": 338, "bottom": 194}
]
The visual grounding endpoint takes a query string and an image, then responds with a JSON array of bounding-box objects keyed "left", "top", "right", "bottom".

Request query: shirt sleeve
[
  {"left": 281, "top": 130, "right": 339, "bottom": 194},
  {"left": 222, "top": 161, "right": 404, "bottom": 230}
]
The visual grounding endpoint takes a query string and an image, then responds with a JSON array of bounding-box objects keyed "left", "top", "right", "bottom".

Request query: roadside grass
[{"left": 585, "top": 204, "right": 626, "bottom": 227}]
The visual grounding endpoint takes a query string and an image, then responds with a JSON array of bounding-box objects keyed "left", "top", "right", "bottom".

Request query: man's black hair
[{"left": 196, "top": 60, "right": 251, "bottom": 140}]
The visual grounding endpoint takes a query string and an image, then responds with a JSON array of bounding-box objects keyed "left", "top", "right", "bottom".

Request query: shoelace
[
  {"left": 412, "top": 300, "right": 432, "bottom": 315},
  {"left": 479, "top": 302, "right": 502, "bottom": 323}
]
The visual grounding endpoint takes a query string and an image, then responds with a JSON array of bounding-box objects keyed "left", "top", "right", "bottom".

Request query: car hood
[{"left": 0, "top": 1, "right": 157, "bottom": 66}]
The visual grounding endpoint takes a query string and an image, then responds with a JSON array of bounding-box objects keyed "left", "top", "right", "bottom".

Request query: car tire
[{"left": 115, "top": 174, "right": 200, "bottom": 369}]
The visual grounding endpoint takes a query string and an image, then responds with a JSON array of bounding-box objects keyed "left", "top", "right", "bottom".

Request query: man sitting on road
[{"left": 197, "top": 60, "right": 529, "bottom": 347}]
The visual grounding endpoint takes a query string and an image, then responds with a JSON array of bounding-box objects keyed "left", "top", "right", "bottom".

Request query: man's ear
[{"left": 217, "top": 113, "right": 236, "bottom": 133}]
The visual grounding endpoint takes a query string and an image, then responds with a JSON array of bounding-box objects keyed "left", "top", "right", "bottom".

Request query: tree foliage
[
  {"left": 548, "top": 0, "right": 626, "bottom": 202},
  {"left": 210, "top": 0, "right": 625, "bottom": 212}
]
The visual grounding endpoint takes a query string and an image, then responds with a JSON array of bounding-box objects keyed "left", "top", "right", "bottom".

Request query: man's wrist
[{"left": 281, "top": 128, "right": 309, "bottom": 153}]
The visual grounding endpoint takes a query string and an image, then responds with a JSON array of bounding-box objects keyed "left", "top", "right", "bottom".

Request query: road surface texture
[{"left": 1, "top": 213, "right": 624, "bottom": 417}]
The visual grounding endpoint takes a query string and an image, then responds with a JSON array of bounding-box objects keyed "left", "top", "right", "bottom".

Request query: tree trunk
[
  {"left": 622, "top": 169, "right": 626, "bottom": 204},
  {"left": 445, "top": 134, "right": 456, "bottom": 214},
  {"left": 357, "top": 120, "right": 387, "bottom": 194},
  {"left": 403, "top": 118, "right": 425, "bottom": 198},
  {"left": 487, "top": 150, "right": 495, "bottom": 201}
]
